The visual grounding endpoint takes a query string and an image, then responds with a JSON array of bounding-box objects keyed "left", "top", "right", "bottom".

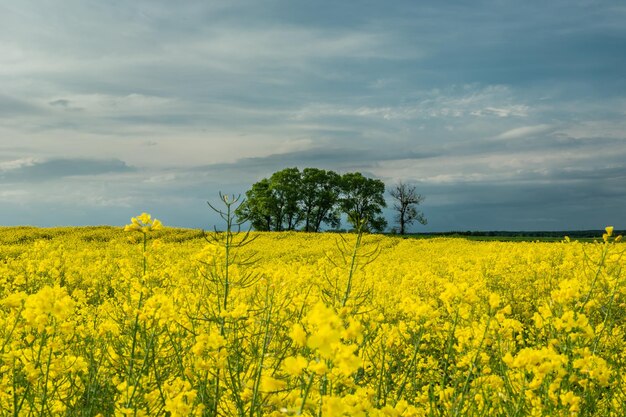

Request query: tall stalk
[{"left": 202, "top": 193, "right": 259, "bottom": 415}]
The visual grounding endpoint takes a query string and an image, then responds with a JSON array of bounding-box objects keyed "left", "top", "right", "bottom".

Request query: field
[{"left": 0, "top": 217, "right": 625, "bottom": 416}]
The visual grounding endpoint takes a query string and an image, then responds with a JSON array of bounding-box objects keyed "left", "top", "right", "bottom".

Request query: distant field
[
  {"left": 0, "top": 225, "right": 625, "bottom": 416},
  {"left": 401, "top": 234, "right": 597, "bottom": 243},
  {"left": 397, "top": 230, "right": 624, "bottom": 243},
  {"left": 0, "top": 226, "right": 613, "bottom": 246}
]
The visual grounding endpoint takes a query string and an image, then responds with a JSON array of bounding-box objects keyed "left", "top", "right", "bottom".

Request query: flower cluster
[{"left": 124, "top": 212, "right": 162, "bottom": 233}]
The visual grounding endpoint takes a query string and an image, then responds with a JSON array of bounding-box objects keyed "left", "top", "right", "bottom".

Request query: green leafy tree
[
  {"left": 339, "top": 172, "right": 387, "bottom": 233},
  {"left": 301, "top": 168, "right": 342, "bottom": 232},
  {"left": 237, "top": 168, "right": 303, "bottom": 231},
  {"left": 269, "top": 167, "right": 303, "bottom": 231},
  {"left": 239, "top": 169, "right": 389, "bottom": 233},
  {"left": 236, "top": 178, "right": 274, "bottom": 231},
  {"left": 389, "top": 182, "right": 427, "bottom": 235}
]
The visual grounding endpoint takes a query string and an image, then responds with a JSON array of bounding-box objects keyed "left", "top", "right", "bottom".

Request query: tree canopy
[
  {"left": 339, "top": 172, "right": 387, "bottom": 232},
  {"left": 300, "top": 168, "right": 342, "bottom": 232},
  {"left": 237, "top": 168, "right": 388, "bottom": 232}
]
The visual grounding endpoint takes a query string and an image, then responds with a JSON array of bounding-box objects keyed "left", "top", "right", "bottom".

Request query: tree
[
  {"left": 268, "top": 167, "right": 303, "bottom": 231},
  {"left": 389, "top": 182, "right": 427, "bottom": 235},
  {"left": 300, "top": 168, "right": 342, "bottom": 232},
  {"left": 239, "top": 169, "right": 391, "bottom": 233},
  {"left": 340, "top": 172, "right": 387, "bottom": 233},
  {"left": 236, "top": 178, "right": 274, "bottom": 231},
  {"left": 236, "top": 168, "right": 303, "bottom": 231}
]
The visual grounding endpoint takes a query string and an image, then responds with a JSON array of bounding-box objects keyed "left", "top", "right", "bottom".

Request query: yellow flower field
[{"left": 0, "top": 215, "right": 624, "bottom": 416}]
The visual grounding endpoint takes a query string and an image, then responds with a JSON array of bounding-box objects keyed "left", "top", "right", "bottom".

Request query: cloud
[
  {"left": 556, "top": 120, "right": 626, "bottom": 140},
  {"left": 290, "top": 85, "right": 530, "bottom": 122},
  {"left": 43, "top": 93, "right": 176, "bottom": 116},
  {"left": 0, "top": 158, "right": 135, "bottom": 182},
  {"left": 49, "top": 99, "right": 71, "bottom": 107},
  {"left": 0, "top": 189, "right": 29, "bottom": 199},
  {"left": 0, "top": 157, "right": 38, "bottom": 171},
  {"left": 0, "top": 94, "right": 42, "bottom": 117},
  {"left": 495, "top": 124, "right": 552, "bottom": 140},
  {"left": 192, "top": 146, "right": 439, "bottom": 178},
  {"left": 471, "top": 106, "right": 529, "bottom": 118}
]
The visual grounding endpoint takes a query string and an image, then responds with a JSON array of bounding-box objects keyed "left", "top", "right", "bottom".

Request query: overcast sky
[{"left": 1, "top": 0, "right": 625, "bottom": 231}]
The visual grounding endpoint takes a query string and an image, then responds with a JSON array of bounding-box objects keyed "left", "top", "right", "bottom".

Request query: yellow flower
[
  {"left": 138, "top": 212, "right": 151, "bottom": 224},
  {"left": 283, "top": 355, "right": 308, "bottom": 376},
  {"left": 0, "top": 291, "right": 26, "bottom": 308},
  {"left": 309, "top": 360, "right": 328, "bottom": 376},
  {"left": 152, "top": 219, "right": 163, "bottom": 231},
  {"left": 290, "top": 323, "right": 307, "bottom": 347},
  {"left": 260, "top": 375, "right": 286, "bottom": 392},
  {"left": 124, "top": 223, "right": 141, "bottom": 232},
  {"left": 489, "top": 293, "right": 501, "bottom": 310},
  {"left": 124, "top": 212, "right": 162, "bottom": 233},
  {"left": 560, "top": 391, "right": 580, "bottom": 413}
]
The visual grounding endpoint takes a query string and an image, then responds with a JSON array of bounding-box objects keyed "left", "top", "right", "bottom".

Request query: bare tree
[{"left": 389, "top": 182, "right": 427, "bottom": 234}]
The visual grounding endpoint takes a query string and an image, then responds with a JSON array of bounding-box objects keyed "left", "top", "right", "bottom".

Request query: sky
[{"left": 1, "top": 0, "right": 625, "bottom": 232}]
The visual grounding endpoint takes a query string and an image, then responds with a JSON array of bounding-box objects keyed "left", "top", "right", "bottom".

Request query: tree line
[{"left": 235, "top": 167, "right": 426, "bottom": 234}]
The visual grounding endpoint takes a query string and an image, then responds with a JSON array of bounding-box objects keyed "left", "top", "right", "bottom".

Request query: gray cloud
[
  {"left": 193, "top": 147, "right": 439, "bottom": 177},
  {"left": 0, "top": 95, "right": 42, "bottom": 117},
  {"left": 413, "top": 175, "right": 626, "bottom": 231},
  {"left": 0, "top": 158, "right": 135, "bottom": 182},
  {"left": 49, "top": 99, "right": 71, "bottom": 107}
]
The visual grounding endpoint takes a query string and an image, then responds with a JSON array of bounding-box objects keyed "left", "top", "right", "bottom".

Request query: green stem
[
  {"left": 395, "top": 328, "right": 424, "bottom": 402},
  {"left": 298, "top": 373, "right": 315, "bottom": 415},
  {"left": 126, "top": 326, "right": 157, "bottom": 411},
  {"left": 342, "top": 228, "right": 363, "bottom": 308},
  {"left": 125, "top": 292, "right": 144, "bottom": 409},
  {"left": 39, "top": 327, "right": 56, "bottom": 417},
  {"left": 142, "top": 233, "right": 147, "bottom": 277},
  {"left": 452, "top": 313, "right": 492, "bottom": 416},
  {"left": 377, "top": 345, "right": 387, "bottom": 406},
  {"left": 1, "top": 306, "right": 24, "bottom": 353},
  {"left": 250, "top": 288, "right": 274, "bottom": 417},
  {"left": 578, "top": 243, "right": 609, "bottom": 313},
  {"left": 441, "top": 309, "right": 460, "bottom": 388}
]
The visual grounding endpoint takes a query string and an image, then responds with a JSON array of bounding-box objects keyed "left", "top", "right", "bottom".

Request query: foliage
[
  {"left": 300, "top": 168, "right": 342, "bottom": 232},
  {"left": 340, "top": 172, "right": 387, "bottom": 232},
  {"left": 0, "top": 219, "right": 625, "bottom": 416},
  {"left": 236, "top": 178, "right": 274, "bottom": 231},
  {"left": 237, "top": 168, "right": 304, "bottom": 232},
  {"left": 268, "top": 167, "right": 303, "bottom": 231},
  {"left": 238, "top": 168, "right": 386, "bottom": 232}
]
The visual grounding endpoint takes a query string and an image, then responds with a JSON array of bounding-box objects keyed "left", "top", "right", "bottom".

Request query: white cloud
[
  {"left": 177, "top": 29, "right": 411, "bottom": 64},
  {"left": 40, "top": 93, "right": 177, "bottom": 115},
  {"left": 557, "top": 120, "right": 626, "bottom": 140},
  {"left": 0, "top": 189, "right": 29, "bottom": 199},
  {"left": 471, "top": 106, "right": 529, "bottom": 117},
  {"left": 0, "top": 157, "right": 38, "bottom": 172},
  {"left": 291, "top": 85, "right": 530, "bottom": 121},
  {"left": 495, "top": 124, "right": 552, "bottom": 140},
  {"left": 372, "top": 143, "right": 626, "bottom": 187}
]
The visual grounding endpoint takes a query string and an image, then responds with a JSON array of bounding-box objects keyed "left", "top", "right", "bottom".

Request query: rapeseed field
[{"left": 0, "top": 211, "right": 624, "bottom": 416}]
